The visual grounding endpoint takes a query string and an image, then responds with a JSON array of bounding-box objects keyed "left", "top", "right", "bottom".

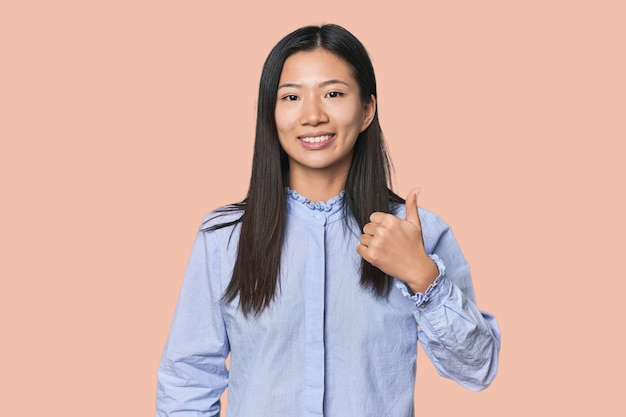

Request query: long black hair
[{"left": 208, "top": 24, "right": 403, "bottom": 317}]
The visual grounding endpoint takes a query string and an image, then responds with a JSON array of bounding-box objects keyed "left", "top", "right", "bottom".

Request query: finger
[
  {"left": 404, "top": 187, "right": 421, "bottom": 226},
  {"left": 356, "top": 244, "right": 377, "bottom": 267},
  {"left": 362, "top": 222, "right": 378, "bottom": 236},
  {"left": 369, "top": 211, "right": 388, "bottom": 224},
  {"left": 359, "top": 234, "right": 373, "bottom": 247},
  {"left": 356, "top": 243, "right": 369, "bottom": 260}
]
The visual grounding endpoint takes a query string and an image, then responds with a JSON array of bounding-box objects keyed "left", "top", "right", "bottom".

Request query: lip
[{"left": 297, "top": 132, "right": 336, "bottom": 150}]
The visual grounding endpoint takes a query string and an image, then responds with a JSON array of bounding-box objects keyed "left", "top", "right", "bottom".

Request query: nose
[{"left": 299, "top": 97, "right": 328, "bottom": 126}]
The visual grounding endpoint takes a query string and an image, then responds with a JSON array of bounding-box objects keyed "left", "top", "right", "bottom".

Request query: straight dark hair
[{"left": 208, "top": 24, "right": 403, "bottom": 317}]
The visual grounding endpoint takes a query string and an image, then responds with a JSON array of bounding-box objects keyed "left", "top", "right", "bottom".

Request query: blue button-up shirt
[{"left": 156, "top": 190, "right": 500, "bottom": 416}]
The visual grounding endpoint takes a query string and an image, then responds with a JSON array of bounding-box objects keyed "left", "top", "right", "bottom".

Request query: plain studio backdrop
[{"left": 1, "top": 1, "right": 624, "bottom": 415}]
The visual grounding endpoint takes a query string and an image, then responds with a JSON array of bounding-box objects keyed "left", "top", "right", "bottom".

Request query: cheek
[
  {"left": 341, "top": 109, "right": 366, "bottom": 132},
  {"left": 337, "top": 101, "right": 365, "bottom": 125},
  {"left": 274, "top": 109, "right": 293, "bottom": 134},
  {"left": 274, "top": 103, "right": 297, "bottom": 126},
  {"left": 274, "top": 110, "right": 282, "bottom": 130},
  {"left": 275, "top": 115, "right": 291, "bottom": 147}
]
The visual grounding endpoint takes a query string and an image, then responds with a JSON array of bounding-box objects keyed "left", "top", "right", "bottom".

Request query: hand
[{"left": 356, "top": 188, "right": 439, "bottom": 294}]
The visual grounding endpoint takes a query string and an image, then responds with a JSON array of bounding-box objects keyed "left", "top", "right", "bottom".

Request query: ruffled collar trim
[{"left": 286, "top": 188, "right": 345, "bottom": 212}]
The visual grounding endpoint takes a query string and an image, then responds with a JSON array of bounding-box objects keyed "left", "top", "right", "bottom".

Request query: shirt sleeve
[
  {"left": 401, "top": 210, "right": 501, "bottom": 391},
  {"left": 156, "top": 229, "right": 230, "bottom": 416}
]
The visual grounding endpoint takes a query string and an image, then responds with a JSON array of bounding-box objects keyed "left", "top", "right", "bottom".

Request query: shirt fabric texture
[{"left": 156, "top": 189, "right": 500, "bottom": 417}]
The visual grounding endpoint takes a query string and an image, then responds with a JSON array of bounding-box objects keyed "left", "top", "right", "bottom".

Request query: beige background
[{"left": 1, "top": 1, "right": 624, "bottom": 415}]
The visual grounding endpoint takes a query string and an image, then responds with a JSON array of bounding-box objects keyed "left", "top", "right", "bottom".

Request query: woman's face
[{"left": 275, "top": 49, "right": 375, "bottom": 183}]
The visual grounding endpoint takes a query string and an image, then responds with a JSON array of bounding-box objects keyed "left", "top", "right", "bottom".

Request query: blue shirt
[{"left": 156, "top": 190, "right": 500, "bottom": 417}]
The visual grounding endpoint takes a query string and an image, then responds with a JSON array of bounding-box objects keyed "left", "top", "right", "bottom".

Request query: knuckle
[{"left": 382, "top": 216, "right": 395, "bottom": 228}]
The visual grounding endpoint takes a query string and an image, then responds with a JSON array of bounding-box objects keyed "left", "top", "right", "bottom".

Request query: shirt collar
[{"left": 285, "top": 188, "right": 346, "bottom": 224}]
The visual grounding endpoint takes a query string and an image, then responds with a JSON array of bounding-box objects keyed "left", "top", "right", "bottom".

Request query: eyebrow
[{"left": 277, "top": 79, "right": 351, "bottom": 90}]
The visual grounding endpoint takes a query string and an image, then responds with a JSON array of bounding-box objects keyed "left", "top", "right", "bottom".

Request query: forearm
[{"left": 413, "top": 275, "right": 500, "bottom": 390}]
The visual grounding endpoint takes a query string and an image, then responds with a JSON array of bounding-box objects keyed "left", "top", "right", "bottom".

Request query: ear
[{"left": 360, "top": 94, "right": 376, "bottom": 132}]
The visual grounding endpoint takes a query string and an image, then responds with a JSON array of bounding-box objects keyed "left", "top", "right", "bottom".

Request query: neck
[{"left": 288, "top": 170, "right": 347, "bottom": 203}]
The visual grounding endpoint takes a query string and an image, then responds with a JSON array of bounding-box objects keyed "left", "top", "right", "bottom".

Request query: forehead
[{"left": 279, "top": 49, "right": 356, "bottom": 83}]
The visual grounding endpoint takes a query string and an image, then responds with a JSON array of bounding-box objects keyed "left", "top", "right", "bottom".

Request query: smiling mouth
[{"left": 299, "top": 134, "right": 334, "bottom": 144}]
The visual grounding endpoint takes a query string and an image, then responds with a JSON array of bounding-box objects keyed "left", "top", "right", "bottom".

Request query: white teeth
[{"left": 300, "top": 134, "right": 332, "bottom": 143}]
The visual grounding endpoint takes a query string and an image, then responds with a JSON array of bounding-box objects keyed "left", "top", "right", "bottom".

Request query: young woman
[{"left": 156, "top": 24, "right": 500, "bottom": 417}]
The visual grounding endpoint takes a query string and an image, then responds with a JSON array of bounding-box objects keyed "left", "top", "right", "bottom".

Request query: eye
[
  {"left": 326, "top": 91, "right": 344, "bottom": 98},
  {"left": 281, "top": 94, "right": 299, "bottom": 101}
]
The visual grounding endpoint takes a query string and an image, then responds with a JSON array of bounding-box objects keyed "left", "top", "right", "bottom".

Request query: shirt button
[{"left": 314, "top": 215, "right": 321, "bottom": 220}]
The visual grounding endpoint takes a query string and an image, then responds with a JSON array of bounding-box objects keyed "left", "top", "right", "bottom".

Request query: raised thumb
[{"left": 404, "top": 187, "right": 421, "bottom": 225}]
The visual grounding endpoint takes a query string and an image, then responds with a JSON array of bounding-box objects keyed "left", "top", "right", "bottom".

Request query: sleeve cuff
[{"left": 395, "top": 253, "right": 446, "bottom": 307}]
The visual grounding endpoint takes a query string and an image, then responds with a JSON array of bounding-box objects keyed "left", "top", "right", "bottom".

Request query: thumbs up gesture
[{"left": 356, "top": 188, "right": 439, "bottom": 294}]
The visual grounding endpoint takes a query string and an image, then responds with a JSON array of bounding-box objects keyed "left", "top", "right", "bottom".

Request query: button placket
[{"left": 312, "top": 213, "right": 327, "bottom": 225}]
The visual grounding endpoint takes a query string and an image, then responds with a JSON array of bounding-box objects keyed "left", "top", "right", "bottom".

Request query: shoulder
[
  {"left": 417, "top": 207, "right": 452, "bottom": 245},
  {"left": 392, "top": 203, "right": 452, "bottom": 245},
  {"left": 418, "top": 206, "right": 450, "bottom": 229},
  {"left": 392, "top": 203, "right": 450, "bottom": 230},
  {"left": 199, "top": 203, "right": 245, "bottom": 233}
]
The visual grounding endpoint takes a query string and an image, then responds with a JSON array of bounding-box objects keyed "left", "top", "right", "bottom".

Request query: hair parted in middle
[{"left": 207, "top": 23, "right": 404, "bottom": 317}]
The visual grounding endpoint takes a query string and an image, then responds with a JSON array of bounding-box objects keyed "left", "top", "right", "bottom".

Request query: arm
[
  {"left": 156, "top": 229, "right": 230, "bottom": 416},
  {"left": 410, "top": 222, "right": 500, "bottom": 391},
  {"left": 357, "top": 189, "right": 500, "bottom": 390}
]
